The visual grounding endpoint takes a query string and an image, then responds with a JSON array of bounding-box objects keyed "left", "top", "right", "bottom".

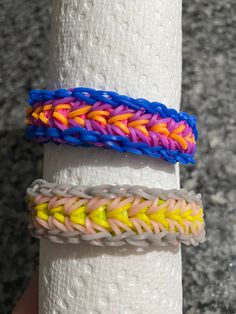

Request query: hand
[{"left": 12, "top": 273, "right": 38, "bottom": 314}]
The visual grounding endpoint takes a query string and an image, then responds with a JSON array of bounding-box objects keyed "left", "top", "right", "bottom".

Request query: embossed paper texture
[{"left": 40, "top": 0, "right": 183, "bottom": 313}]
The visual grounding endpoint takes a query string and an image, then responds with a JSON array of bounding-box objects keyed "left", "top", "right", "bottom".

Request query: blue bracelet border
[
  {"left": 26, "top": 125, "right": 196, "bottom": 165},
  {"left": 28, "top": 87, "right": 198, "bottom": 140}
]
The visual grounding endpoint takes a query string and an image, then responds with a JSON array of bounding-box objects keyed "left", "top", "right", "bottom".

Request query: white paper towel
[{"left": 40, "top": 0, "right": 183, "bottom": 313}]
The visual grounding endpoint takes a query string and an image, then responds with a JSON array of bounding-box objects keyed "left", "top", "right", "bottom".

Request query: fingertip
[{"left": 12, "top": 273, "right": 38, "bottom": 314}]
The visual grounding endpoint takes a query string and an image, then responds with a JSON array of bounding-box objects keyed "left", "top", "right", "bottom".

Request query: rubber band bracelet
[
  {"left": 26, "top": 87, "right": 198, "bottom": 165},
  {"left": 27, "top": 179, "right": 205, "bottom": 247}
]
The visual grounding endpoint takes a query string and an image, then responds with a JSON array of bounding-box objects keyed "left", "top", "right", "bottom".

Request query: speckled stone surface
[{"left": 0, "top": 0, "right": 235, "bottom": 313}]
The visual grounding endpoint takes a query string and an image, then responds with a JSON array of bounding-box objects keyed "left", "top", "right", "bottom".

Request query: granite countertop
[{"left": 0, "top": 0, "right": 235, "bottom": 313}]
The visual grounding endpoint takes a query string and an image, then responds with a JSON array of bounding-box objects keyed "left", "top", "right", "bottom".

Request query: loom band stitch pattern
[
  {"left": 27, "top": 179, "right": 203, "bottom": 204},
  {"left": 26, "top": 125, "right": 195, "bottom": 165},
  {"left": 28, "top": 87, "right": 198, "bottom": 140},
  {"left": 26, "top": 96, "right": 197, "bottom": 164},
  {"left": 26, "top": 98, "right": 197, "bottom": 154},
  {"left": 27, "top": 180, "right": 205, "bottom": 247}
]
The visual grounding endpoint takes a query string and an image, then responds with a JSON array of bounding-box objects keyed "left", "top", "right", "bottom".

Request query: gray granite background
[{"left": 0, "top": 0, "right": 235, "bottom": 313}]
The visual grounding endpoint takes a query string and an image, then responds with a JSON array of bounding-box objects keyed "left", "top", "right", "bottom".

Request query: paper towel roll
[{"left": 40, "top": 0, "right": 183, "bottom": 313}]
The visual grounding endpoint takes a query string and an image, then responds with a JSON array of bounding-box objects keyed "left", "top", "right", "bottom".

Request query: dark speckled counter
[{"left": 0, "top": 1, "right": 235, "bottom": 313}]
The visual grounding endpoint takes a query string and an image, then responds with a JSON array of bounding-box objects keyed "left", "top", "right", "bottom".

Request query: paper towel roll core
[{"left": 40, "top": 0, "right": 183, "bottom": 313}]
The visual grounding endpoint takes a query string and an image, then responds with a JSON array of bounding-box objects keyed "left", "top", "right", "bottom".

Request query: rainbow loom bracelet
[
  {"left": 27, "top": 179, "right": 205, "bottom": 247},
  {"left": 26, "top": 88, "right": 198, "bottom": 165}
]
